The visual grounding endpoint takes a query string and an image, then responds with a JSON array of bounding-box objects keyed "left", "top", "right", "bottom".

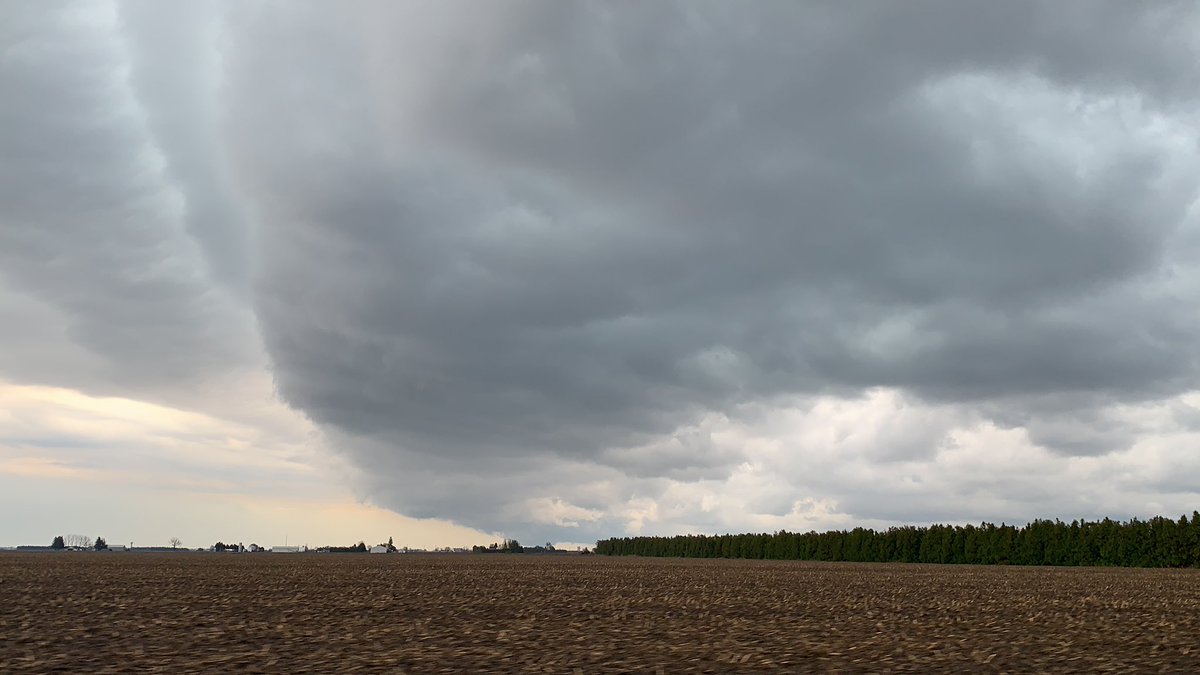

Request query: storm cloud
[{"left": 3, "top": 1, "right": 1199, "bottom": 544}]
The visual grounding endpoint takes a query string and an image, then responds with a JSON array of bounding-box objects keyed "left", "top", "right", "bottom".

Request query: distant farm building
[
  {"left": 271, "top": 546, "right": 302, "bottom": 553},
  {"left": 370, "top": 545, "right": 388, "bottom": 554}
]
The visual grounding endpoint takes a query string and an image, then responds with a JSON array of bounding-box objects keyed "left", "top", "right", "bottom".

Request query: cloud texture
[{"left": 3, "top": 1, "right": 1200, "bottom": 544}]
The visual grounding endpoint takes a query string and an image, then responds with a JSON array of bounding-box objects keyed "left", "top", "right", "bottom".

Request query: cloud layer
[{"left": 3, "top": 1, "right": 1199, "bottom": 544}]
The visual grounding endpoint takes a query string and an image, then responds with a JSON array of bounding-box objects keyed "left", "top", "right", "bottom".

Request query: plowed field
[{"left": 2, "top": 553, "right": 1198, "bottom": 673}]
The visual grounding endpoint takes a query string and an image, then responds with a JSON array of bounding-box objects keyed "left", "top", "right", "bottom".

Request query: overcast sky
[{"left": 2, "top": 1, "right": 1199, "bottom": 549}]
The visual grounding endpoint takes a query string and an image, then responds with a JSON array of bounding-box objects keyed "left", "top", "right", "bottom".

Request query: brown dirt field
[{"left": 2, "top": 553, "right": 1198, "bottom": 673}]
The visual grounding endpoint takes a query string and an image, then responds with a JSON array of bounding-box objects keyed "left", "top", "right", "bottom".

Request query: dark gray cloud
[
  {"left": 228, "top": 2, "right": 1199, "bottom": 440},
  {"left": 3, "top": 1, "right": 1199, "bottom": 542}
]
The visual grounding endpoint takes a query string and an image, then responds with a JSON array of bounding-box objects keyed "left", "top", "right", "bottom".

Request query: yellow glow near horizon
[{"left": 0, "top": 379, "right": 501, "bottom": 548}]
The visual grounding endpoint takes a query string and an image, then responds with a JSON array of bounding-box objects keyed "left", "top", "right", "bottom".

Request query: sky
[{"left": 2, "top": 1, "right": 1200, "bottom": 550}]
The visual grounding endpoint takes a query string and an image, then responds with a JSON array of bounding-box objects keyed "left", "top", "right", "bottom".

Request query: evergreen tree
[{"left": 594, "top": 512, "right": 1200, "bottom": 568}]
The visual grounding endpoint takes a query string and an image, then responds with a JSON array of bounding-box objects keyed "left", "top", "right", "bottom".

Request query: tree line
[
  {"left": 596, "top": 513, "right": 1200, "bottom": 567},
  {"left": 51, "top": 535, "right": 106, "bottom": 550},
  {"left": 472, "top": 539, "right": 525, "bottom": 553}
]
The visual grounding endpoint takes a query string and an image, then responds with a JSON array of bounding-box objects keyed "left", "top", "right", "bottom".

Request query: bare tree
[
  {"left": 169, "top": 537, "right": 182, "bottom": 549},
  {"left": 65, "top": 534, "right": 91, "bottom": 549}
]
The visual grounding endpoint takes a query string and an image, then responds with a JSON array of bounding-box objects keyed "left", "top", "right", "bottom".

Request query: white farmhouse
[{"left": 369, "top": 545, "right": 389, "bottom": 554}]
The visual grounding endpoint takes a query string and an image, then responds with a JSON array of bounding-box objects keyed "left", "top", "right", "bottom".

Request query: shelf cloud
[{"left": 3, "top": 1, "right": 1199, "bottom": 545}]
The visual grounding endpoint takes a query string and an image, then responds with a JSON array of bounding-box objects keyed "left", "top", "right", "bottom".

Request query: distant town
[{"left": 3, "top": 535, "right": 592, "bottom": 555}]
